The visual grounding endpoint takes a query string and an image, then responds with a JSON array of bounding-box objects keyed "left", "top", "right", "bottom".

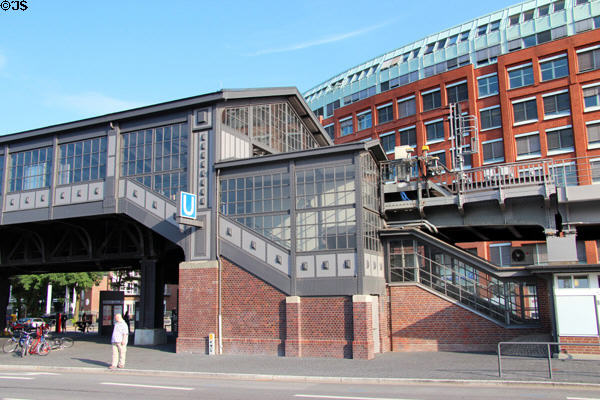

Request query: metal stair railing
[{"left": 394, "top": 251, "right": 536, "bottom": 326}]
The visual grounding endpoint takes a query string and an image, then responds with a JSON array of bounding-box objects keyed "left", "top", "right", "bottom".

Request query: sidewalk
[{"left": 2, "top": 332, "right": 600, "bottom": 386}]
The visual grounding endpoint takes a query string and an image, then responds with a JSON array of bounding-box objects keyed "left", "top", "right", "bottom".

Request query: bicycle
[
  {"left": 17, "top": 330, "right": 33, "bottom": 357},
  {"left": 49, "top": 335, "right": 74, "bottom": 350},
  {"left": 28, "top": 327, "right": 50, "bottom": 356},
  {"left": 2, "top": 332, "right": 20, "bottom": 353}
]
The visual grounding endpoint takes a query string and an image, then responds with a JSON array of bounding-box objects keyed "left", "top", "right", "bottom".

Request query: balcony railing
[{"left": 381, "top": 156, "right": 600, "bottom": 195}]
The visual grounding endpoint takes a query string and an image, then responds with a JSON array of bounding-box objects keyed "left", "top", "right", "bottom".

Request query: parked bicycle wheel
[
  {"left": 20, "top": 342, "right": 27, "bottom": 357},
  {"left": 37, "top": 342, "right": 50, "bottom": 356},
  {"left": 61, "top": 337, "right": 74, "bottom": 348},
  {"left": 2, "top": 338, "right": 18, "bottom": 353}
]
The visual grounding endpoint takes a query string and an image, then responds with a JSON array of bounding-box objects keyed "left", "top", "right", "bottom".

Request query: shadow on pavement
[{"left": 71, "top": 358, "right": 109, "bottom": 367}]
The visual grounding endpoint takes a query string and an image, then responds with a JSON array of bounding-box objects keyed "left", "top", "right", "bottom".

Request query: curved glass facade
[{"left": 304, "top": 0, "right": 600, "bottom": 116}]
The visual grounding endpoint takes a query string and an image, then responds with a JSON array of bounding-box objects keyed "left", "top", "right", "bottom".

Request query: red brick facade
[
  {"left": 559, "top": 336, "right": 600, "bottom": 355},
  {"left": 176, "top": 263, "right": 218, "bottom": 353},
  {"left": 177, "top": 258, "right": 552, "bottom": 358},
  {"left": 386, "top": 283, "right": 551, "bottom": 352},
  {"left": 176, "top": 259, "right": 364, "bottom": 358}
]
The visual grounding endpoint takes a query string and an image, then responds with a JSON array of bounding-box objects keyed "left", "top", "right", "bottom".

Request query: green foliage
[{"left": 10, "top": 272, "right": 105, "bottom": 317}]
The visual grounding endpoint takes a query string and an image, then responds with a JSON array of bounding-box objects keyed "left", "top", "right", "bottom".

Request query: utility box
[
  {"left": 547, "top": 236, "right": 578, "bottom": 263},
  {"left": 98, "top": 291, "right": 124, "bottom": 336}
]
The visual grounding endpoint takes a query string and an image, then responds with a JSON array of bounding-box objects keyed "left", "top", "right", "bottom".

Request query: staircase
[{"left": 385, "top": 228, "right": 539, "bottom": 326}]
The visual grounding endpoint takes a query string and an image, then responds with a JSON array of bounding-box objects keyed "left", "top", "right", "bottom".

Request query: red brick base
[
  {"left": 560, "top": 336, "right": 600, "bottom": 355},
  {"left": 387, "top": 284, "right": 550, "bottom": 352},
  {"left": 176, "top": 259, "right": 552, "bottom": 358}
]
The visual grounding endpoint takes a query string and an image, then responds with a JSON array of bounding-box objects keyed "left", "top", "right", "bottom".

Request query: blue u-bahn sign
[{"left": 179, "top": 191, "right": 197, "bottom": 219}]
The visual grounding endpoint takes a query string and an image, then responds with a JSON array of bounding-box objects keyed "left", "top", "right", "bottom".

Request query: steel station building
[{"left": 1, "top": 1, "right": 600, "bottom": 359}]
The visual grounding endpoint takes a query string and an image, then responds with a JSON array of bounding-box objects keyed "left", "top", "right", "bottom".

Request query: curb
[{"left": 1, "top": 365, "right": 599, "bottom": 389}]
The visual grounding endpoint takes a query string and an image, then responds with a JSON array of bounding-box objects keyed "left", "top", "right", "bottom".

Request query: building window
[
  {"left": 9, "top": 147, "right": 53, "bottom": 192},
  {"left": 425, "top": 120, "right": 444, "bottom": 143},
  {"left": 422, "top": 89, "right": 441, "bottom": 111},
  {"left": 459, "top": 31, "right": 469, "bottom": 42},
  {"left": 516, "top": 133, "right": 541, "bottom": 159},
  {"left": 324, "top": 124, "right": 334, "bottom": 140},
  {"left": 513, "top": 99, "right": 538, "bottom": 124},
  {"left": 377, "top": 103, "right": 394, "bottom": 125},
  {"left": 296, "top": 208, "right": 356, "bottom": 252},
  {"left": 540, "top": 56, "right": 569, "bottom": 81},
  {"left": 399, "top": 127, "right": 417, "bottom": 147},
  {"left": 357, "top": 111, "right": 372, "bottom": 131},
  {"left": 557, "top": 275, "right": 589, "bottom": 289},
  {"left": 575, "top": 0, "right": 589, "bottom": 5},
  {"left": 553, "top": 0, "right": 565, "bottom": 11},
  {"left": 325, "top": 100, "right": 341, "bottom": 117},
  {"left": 340, "top": 117, "right": 354, "bottom": 136},
  {"left": 577, "top": 46, "right": 600, "bottom": 73},
  {"left": 380, "top": 132, "right": 395, "bottom": 154},
  {"left": 121, "top": 122, "right": 188, "bottom": 200},
  {"left": 313, "top": 107, "right": 324, "bottom": 118},
  {"left": 583, "top": 84, "right": 600, "bottom": 110},
  {"left": 587, "top": 122, "right": 600, "bottom": 147},
  {"left": 482, "top": 139, "right": 504, "bottom": 164},
  {"left": 58, "top": 137, "right": 107, "bottom": 185},
  {"left": 543, "top": 91, "right": 570, "bottom": 118},
  {"left": 478, "top": 74, "right": 498, "bottom": 98},
  {"left": 296, "top": 165, "right": 355, "bottom": 210},
  {"left": 398, "top": 97, "right": 416, "bottom": 118},
  {"left": 477, "top": 24, "right": 488, "bottom": 37},
  {"left": 480, "top": 107, "right": 502, "bottom": 130},
  {"left": 490, "top": 243, "right": 512, "bottom": 267},
  {"left": 430, "top": 150, "right": 446, "bottom": 167},
  {"left": 538, "top": 4, "right": 550, "bottom": 17},
  {"left": 509, "top": 64, "right": 534, "bottom": 89},
  {"left": 592, "top": 159, "right": 600, "bottom": 183},
  {"left": 446, "top": 82, "right": 468, "bottom": 103},
  {"left": 547, "top": 127, "right": 574, "bottom": 153},
  {"left": 523, "top": 10, "right": 534, "bottom": 21},
  {"left": 509, "top": 14, "right": 520, "bottom": 26},
  {"left": 220, "top": 173, "right": 291, "bottom": 248}
]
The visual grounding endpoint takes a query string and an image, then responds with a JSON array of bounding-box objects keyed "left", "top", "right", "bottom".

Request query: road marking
[
  {"left": 567, "top": 398, "right": 600, "bottom": 400},
  {"left": 0, "top": 377, "right": 34, "bottom": 380},
  {"left": 0, "top": 372, "right": 58, "bottom": 376},
  {"left": 101, "top": 382, "right": 194, "bottom": 391},
  {"left": 295, "top": 395, "right": 418, "bottom": 400}
]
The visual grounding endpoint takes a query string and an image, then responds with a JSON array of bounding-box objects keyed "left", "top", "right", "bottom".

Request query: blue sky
[{"left": 0, "top": 0, "right": 519, "bottom": 135}]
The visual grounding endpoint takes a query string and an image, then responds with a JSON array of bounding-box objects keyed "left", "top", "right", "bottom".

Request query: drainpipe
[{"left": 216, "top": 168, "right": 223, "bottom": 355}]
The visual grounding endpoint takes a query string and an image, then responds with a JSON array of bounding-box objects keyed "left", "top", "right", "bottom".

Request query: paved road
[
  {"left": 1, "top": 368, "right": 600, "bottom": 400},
  {"left": 2, "top": 332, "right": 600, "bottom": 386}
]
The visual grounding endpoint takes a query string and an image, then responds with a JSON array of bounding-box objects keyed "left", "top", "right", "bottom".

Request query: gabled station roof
[{"left": 1, "top": 87, "right": 333, "bottom": 147}]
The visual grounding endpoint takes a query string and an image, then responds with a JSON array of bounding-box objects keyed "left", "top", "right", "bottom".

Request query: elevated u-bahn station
[
  {"left": 1, "top": 84, "right": 600, "bottom": 359},
  {"left": 3, "top": 1, "right": 600, "bottom": 359}
]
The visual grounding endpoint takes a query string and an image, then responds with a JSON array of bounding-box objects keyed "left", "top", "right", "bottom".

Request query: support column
[
  {"left": 352, "top": 295, "right": 374, "bottom": 360},
  {"left": 45, "top": 284, "right": 52, "bottom": 315},
  {"left": 176, "top": 260, "right": 219, "bottom": 353},
  {"left": 285, "top": 296, "right": 301, "bottom": 357},
  {"left": 0, "top": 277, "right": 9, "bottom": 333},
  {"left": 135, "top": 259, "right": 166, "bottom": 345}
]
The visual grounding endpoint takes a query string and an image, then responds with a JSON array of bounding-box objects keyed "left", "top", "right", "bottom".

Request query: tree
[
  {"left": 10, "top": 272, "right": 104, "bottom": 317},
  {"left": 109, "top": 269, "right": 140, "bottom": 293}
]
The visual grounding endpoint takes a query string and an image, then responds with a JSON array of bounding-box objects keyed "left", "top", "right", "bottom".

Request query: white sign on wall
[{"left": 556, "top": 295, "right": 599, "bottom": 336}]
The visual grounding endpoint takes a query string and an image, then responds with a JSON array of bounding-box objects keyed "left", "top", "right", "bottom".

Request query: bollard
[{"left": 208, "top": 333, "right": 215, "bottom": 355}]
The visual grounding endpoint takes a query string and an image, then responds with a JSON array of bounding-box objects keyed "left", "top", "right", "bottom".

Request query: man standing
[{"left": 109, "top": 313, "right": 128, "bottom": 369}]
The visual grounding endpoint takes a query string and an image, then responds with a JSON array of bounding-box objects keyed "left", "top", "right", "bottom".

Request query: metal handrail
[
  {"left": 497, "top": 341, "right": 600, "bottom": 379},
  {"left": 381, "top": 155, "right": 600, "bottom": 196},
  {"left": 394, "top": 252, "right": 536, "bottom": 326}
]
